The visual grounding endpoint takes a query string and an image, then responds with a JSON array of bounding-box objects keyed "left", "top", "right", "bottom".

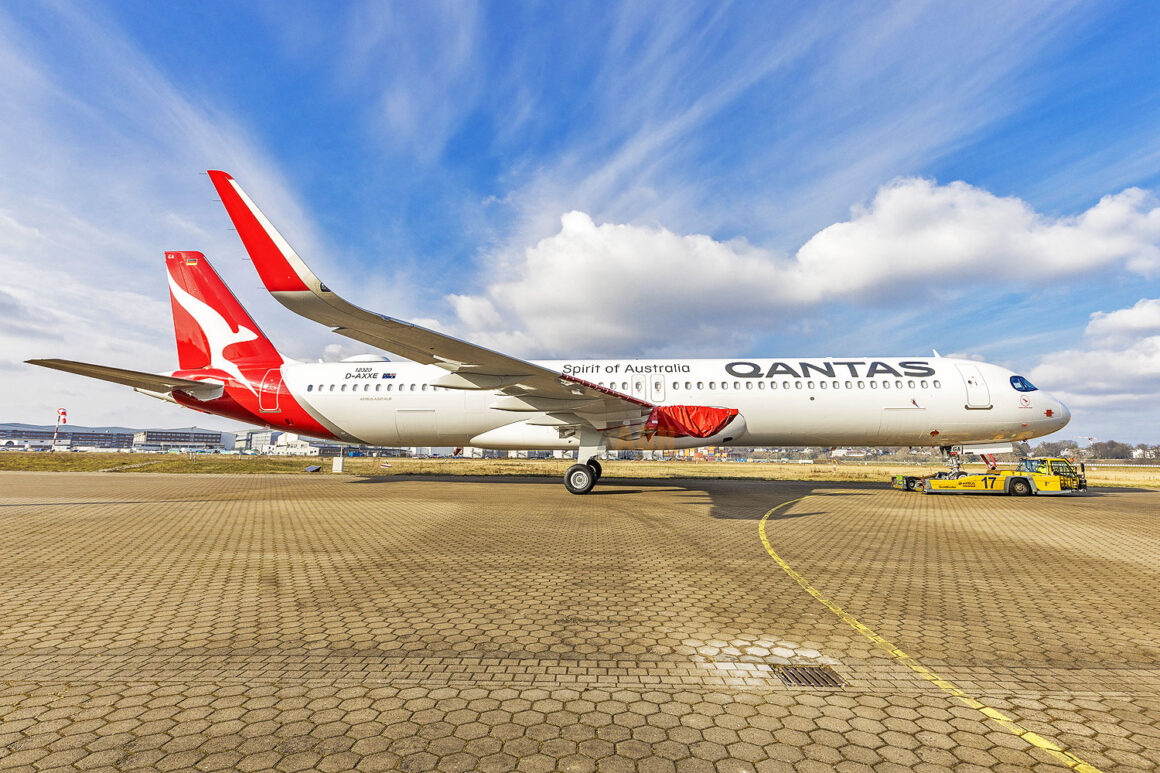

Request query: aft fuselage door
[
  {"left": 259, "top": 368, "right": 282, "bottom": 412},
  {"left": 956, "top": 364, "right": 992, "bottom": 409}
]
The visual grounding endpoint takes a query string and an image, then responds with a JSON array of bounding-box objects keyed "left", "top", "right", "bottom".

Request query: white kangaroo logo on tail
[{"left": 167, "top": 271, "right": 264, "bottom": 396}]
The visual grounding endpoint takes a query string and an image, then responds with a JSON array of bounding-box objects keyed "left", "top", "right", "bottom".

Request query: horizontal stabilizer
[{"left": 26, "top": 359, "right": 224, "bottom": 400}]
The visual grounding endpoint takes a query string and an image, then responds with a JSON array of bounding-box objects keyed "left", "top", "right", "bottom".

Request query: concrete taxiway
[{"left": 1, "top": 472, "right": 1158, "bottom": 772}]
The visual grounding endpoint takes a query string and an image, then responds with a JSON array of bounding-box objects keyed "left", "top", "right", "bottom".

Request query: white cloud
[
  {"left": 791, "top": 181, "right": 1160, "bottom": 300},
  {"left": 1084, "top": 298, "right": 1160, "bottom": 347},
  {"left": 1030, "top": 300, "right": 1160, "bottom": 407},
  {"left": 447, "top": 179, "right": 1160, "bottom": 357}
]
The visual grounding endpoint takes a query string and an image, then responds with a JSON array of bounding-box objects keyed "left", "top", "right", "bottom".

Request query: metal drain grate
[{"left": 773, "top": 665, "right": 844, "bottom": 687}]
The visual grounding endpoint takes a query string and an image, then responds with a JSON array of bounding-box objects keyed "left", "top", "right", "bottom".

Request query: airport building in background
[
  {"left": 0, "top": 424, "right": 229, "bottom": 452},
  {"left": 131, "top": 429, "right": 231, "bottom": 452}
]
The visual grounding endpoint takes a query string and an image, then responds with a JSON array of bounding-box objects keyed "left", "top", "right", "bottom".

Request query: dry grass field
[{"left": 2, "top": 451, "right": 1156, "bottom": 487}]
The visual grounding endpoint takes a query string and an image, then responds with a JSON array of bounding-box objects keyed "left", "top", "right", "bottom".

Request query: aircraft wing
[
  {"left": 207, "top": 170, "right": 653, "bottom": 429},
  {"left": 26, "top": 359, "right": 225, "bottom": 401}
]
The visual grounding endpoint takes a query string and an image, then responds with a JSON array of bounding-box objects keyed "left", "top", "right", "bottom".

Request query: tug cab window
[
  {"left": 1010, "top": 375, "right": 1038, "bottom": 392},
  {"left": 1019, "top": 459, "right": 1050, "bottom": 475}
]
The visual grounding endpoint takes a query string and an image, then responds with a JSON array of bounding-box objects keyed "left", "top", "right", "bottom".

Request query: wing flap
[{"left": 27, "top": 359, "right": 225, "bottom": 400}]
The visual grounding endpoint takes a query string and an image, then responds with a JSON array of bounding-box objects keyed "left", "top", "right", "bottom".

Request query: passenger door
[
  {"left": 631, "top": 376, "right": 648, "bottom": 401},
  {"left": 648, "top": 375, "right": 665, "bottom": 403},
  {"left": 955, "top": 364, "right": 991, "bottom": 409}
]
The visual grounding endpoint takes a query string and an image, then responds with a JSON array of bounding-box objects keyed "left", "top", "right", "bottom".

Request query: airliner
[{"left": 29, "top": 171, "right": 1071, "bottom": 493}]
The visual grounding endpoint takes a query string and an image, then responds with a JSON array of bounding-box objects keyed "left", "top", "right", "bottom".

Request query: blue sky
[{"left": 2, "top": 1, "right": 1159, "bottom": 443}]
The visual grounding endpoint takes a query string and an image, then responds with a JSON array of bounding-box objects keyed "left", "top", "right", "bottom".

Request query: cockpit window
[{"left": 1010, "top": 375, "right": 1038, "bottom": 392}]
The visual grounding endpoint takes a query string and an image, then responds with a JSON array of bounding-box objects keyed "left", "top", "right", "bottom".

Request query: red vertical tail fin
[{"left": 165, "top": 251, "right": 282, "bottom": 372}]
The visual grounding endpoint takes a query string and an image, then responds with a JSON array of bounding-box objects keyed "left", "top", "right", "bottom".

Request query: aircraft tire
[
  {"left": 565, "top": 463, "right": 596, "bottom": 495},
  {"left": 1009, "top": 477, "right": 1033, "bottom": 496},
  {"left": 588, "top": 459, "right": 602, "bottom": 481}
]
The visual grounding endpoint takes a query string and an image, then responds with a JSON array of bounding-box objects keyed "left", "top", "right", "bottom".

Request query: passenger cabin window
[
  {"left": 794, "top": 381, "right": 802, "bottom": 390},
  {"left": 870, "top": 381, "right": 877, "bottom": 389},
  {"left": 920, "top": 380, "right": 928, "bottom": 388},
  {"left": 908, "top": 380, "right": 916, "bottom": 388},
  {"left": 746, "top": 382, "right": 753, "bottom": 390},
  {"left": 709, "top": 382, "right": 716, "bottom": 390},
  {"left": 933, "top": 380, "right": 941, "bottom": 388},
  {"left": 307, "top": 384, "right": 313, "bottom": 392},
  {"left": 819, "top": 381, "right": 827, "bottom": 389},
  {"left": 341, "top": 384, "right": 347, "bottom": 392},
  {"left": 845, "top": 381, "right": 852, "bottom": 389},
  {"left": 1010, "top": 375, "right": 1038, "bottom": 392}
]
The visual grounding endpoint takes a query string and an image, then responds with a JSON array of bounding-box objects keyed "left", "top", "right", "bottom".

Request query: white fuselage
[{"left": 280, "top": 356, "right": 1070, "bottom": 450}]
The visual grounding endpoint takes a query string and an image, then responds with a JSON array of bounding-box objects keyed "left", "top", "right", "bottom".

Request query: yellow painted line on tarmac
[{"left": 758, "top": 496, "right": 1105, "bottom": 773}]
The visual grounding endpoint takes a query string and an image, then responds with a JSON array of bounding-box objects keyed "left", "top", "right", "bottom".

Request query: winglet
[{"left": 207, "top": 170, "right": 314, "bottom": 293}]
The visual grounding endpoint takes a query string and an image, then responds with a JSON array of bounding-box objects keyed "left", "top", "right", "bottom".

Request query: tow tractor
[{"left": 892, "top": 444, "right": 1087, "bottom": 496}]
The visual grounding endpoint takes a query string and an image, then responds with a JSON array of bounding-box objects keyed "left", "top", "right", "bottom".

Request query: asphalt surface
[{"left": 1, "top": 472, "right": 1158, "bottom": 772}]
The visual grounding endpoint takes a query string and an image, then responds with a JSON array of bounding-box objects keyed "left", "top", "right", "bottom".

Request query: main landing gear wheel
[
  {"left": 564, "top": 463, "right": 596, "bottom": 495},
  {"left": 587, "top": 459, "right": 602, "bottom": 481}
]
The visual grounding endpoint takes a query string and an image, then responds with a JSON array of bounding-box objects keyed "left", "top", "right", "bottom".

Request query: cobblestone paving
[{"left": 1, "top": 472, "right": 1158, "bottom": 771}]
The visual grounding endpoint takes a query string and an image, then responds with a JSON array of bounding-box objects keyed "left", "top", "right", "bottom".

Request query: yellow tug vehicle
[{"left": 892, "top": 457, "right": 1087, "bottom": 496}]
